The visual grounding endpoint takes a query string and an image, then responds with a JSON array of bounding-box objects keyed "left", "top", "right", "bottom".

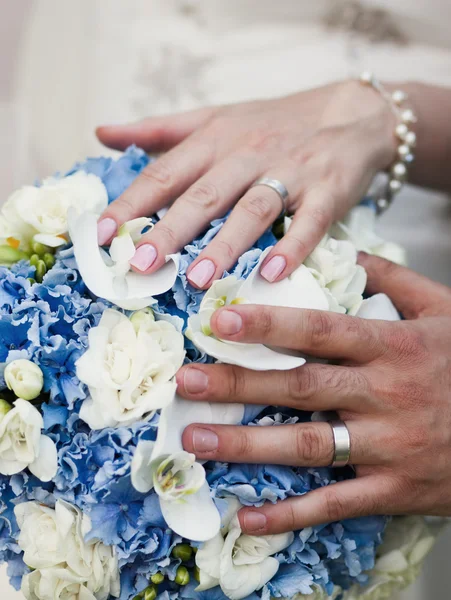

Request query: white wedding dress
[{"left": 1, "top": 1, "right": 451, "bottom": 598}]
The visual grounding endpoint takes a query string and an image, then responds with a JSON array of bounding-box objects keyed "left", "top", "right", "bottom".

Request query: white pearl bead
[
  {"left": 389, "top": 179, "right": 403, "bottom": 195},
  {"left": 398, "top": 144, "right": 411, "bottom": 159},
  {"left": 377, "top": 198, "right": 389, "bottom": 212},
  {"left": 392, "top": 163, "right": 407, "bottom": 180},
  {"left": 395, "top": 123, "right": 409, "bottom": 140},
  {"left": 401, "top": 109, "right": 417, "bottom": 124},
  {"left": 404, "top": 131, "right": 417, "bottom": 147},
  {"left": 360, "top": 71, "right": 374, "bottom": 85},
  {"left": 392, "top": 90, "right": 407, "bottom": 105}
]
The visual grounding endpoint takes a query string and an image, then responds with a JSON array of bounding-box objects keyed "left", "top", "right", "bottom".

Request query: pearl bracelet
[{"left": 359, "top": 71, "right": 417, "bottom": 214}]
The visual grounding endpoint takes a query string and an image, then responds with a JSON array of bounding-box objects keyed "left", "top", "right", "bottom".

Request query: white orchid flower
[
  {"left": 195, "top": 499, "right": 294, "bottom": 600},
  {"left": 330, "top": 205, "right": 407, "bottom": 266},
  {"left": 77, "top": 309, "right": 185, "bottom": 429},
  {"left": 187, "top": 248, "right": 330, "bottom": 370},
  {"left": 132, "top": 395, "right": 244, "bottom": 542},
  {"left": 0, "top": 399, "right": 57, "bottom": 481},
  {"left": 68, "top": 210, "right": 180, "bottom": 310}
]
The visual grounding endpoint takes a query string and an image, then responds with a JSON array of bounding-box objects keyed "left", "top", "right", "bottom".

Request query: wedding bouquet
[{"left": 0, "top": 147, "right": 438, "bottom": 600}]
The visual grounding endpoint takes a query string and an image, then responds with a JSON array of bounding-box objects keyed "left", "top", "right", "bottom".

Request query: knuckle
[
  {"left": 255, "top": 308, "right": 274, "bottom": 338},
  {"left": 236, "top": 429, "right": 254, "bottom": 458},
  {"left": 246, "top": 130, "right": 283, "bottom": 153},
  {"left": 323, "top": 489, "right": 349, "bottom": 522},
  {"left": 295, "top": 425, "right": 326, "bottom": 464},
  {"left": 385, "top": 326, "right": 426, "bottom": 363},
  {"left": 241, "top": 194, "right": 275, "bottom": 222},
  {"left": 155, "top": 223, "right": 178, "bottom": 247},
  {"left": 307, "top": 205, "right": 332, "bottom": 231},
  {"left": 112, "top": 193, "right": 137, "bottom": 219},
  {"left": 280, "top": 501, "right": 297, "bottom": 532},
  {"left": 304, "top": 311, "right": 335, "bottom": 348},
  {"left": 284, "top": 234, "right": 309, "bottom": 260},
  {"left": 288, "top": 367, "right": 319, "bottom": 404},
  {"left": 213, "top": 239, "right": 235, "bottom": 261},
  {"left": 185, "top": 181, "right": 220, "bottom": 210},
  {"left": 227, "top": 366, "right": 245, "bottom": 399},
  {"left": 141, "top": 158, "right": 174, "bottom": 190}
]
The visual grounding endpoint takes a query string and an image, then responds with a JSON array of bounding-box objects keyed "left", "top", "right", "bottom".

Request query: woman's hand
[
  {"left": 176, "top": 254, "right": 451, "bottom": 535},
  {"left": 96, "top": 81, "right": 395, "bottom": 287}
]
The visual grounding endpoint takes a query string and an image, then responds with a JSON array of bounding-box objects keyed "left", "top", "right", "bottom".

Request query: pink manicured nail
[
  {"left": 216, "top": 310, "right": 242, "bottom": 336},
  {"left": 243, "top": 511, "right": 267, "bottom": 533},
  {"left": 260, "top": 255, "right": 287, "bottom": 283},
  {"left": 129, "top": 244, "right": 157, "bottom": 272},
  {"left": 97, "top": 218, "right": 117, "bottom": 245},
  {"left": 188, "top": 259, "right": 216, "bottom": 288},
  {"left": 192, "top": 428, "right": 219, "bottom": 453},
  {"left": 183, "top": 368, "right": 208, "bottom": 394}
]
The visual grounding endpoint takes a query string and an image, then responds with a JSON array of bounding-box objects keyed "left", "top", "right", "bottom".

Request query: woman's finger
[
  {"left": 186, "top": 165, "right": 300, "bottom": 289},
  {"left": 237, "top": 475, "right": 395, "bottom": 535},
  {"left": 260, "top": 184, "right": 334, "bottom": 282},
  {"left": 130, "top": 152, "right": 261, "bottom": 275},
  {"left": 210, "top": 305, "right": 385, "bottom": 362},
  {"left": 97, "top": 137, "right": 213, "bottom": 246},
  {"left": 182, "top": 420, "right": 377, "bottom": 467},
  {"left": 176, "top": 363, "right": 371, "bottom": 413},
  {"left": 96, "top": 107, "right": 216, "bottom": 152}
]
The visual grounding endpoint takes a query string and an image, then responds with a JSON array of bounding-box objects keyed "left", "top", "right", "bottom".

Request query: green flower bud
[
  {"left": 193, "top": 566, "right": 200, "bottom": 583},
  {"left": 144, "top": 584, "right": 157, "bottom": 600},
  {"left": 29, "top": 254, "right": 40, "bottom": 267},
  {"left": 172, "top": 543, "right": 193, "bottom": 562},
  {"left": 31, "top": 240, "right": 52, "bottom": 256},
  {"left": 0, "top": 245, "right": 29, "bottom": 267},
  {"left": 175, "top": 566, "right": 190, "bottom": 586},
  {"left": 132, "top": 594, "right": 143, "bottom": 600},
  {"left": 35, "top": 260, "right": 47, "bottom": 283},
  {"left": 27, "top": 278, "right": 36, "bottom": 285},
  {"left": 150, "top": 572, "right": 164, "bottom": 585},
  {"left": 0, "top": 399, "right": 12, "bottom": 421},
  {"left": 130, "top": 308, "right": 155, "bottom": 332},
  {"left": 43, "top": 253, "right": 56, "bottom": 269}
]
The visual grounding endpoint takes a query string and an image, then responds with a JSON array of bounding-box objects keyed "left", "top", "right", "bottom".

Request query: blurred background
[{"left": 1, "top": 1, "right": 451, "bottom": 598}]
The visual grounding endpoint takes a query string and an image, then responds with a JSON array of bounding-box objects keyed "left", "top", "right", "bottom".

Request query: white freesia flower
[
  {"left": 77, "top": 309, "right": 185, "bottom": 429},
  {"left": 0, "top": 398, "right": 57, "bottom": 481},
  {"left": 68, "top": 210, "right": 180, "bottom": 310},
  {"left": 343, "top": 516, "right": 438, "bottom": 600},
  {"left": 15, "top": 500, "right": 120, "bottom": 600},
  {"left": 330, "top": 205, "right": 407, "bottom": 266},
  {"left": 0, "top": 172, "right": 108, "bottom": 249},
  {"left": 132, "top": 395, "right": 244, "bottom": 542},
  {"left": 4, "top": 359, "right": 44, "bottom": 401},
  {"left": 195, "top": 499, "right": 294, "bottom": 600},
  {"left": 187, "top": 248, "right": 330, "bottom": 370}
]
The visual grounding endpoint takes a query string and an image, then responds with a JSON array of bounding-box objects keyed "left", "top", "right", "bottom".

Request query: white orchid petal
[
  {"left": 195, "top": 571, "right": 221, "bottom": 592},
  {"left": 33, "top": 233, "right": 67, "bottom": 247},
  {"left": 160, "top": 481, "right": 221, "bottom": 542},
  {"left": 28, "top": 435, "right": 58, "bottom": 482},
  {"left": 68, "top": 209, "right": 179, "bottom": 309},
  {"left": 196, "top": 533, "right": 224, "bottom": 580},
  {"left": 356, "top": 294, "right": 401, "bottom": 321},
  {"left": 239, "top": 248, "right": 329, "bottom": 311},
  {"left": 188, "top": 317, "right": 305, "bottom": 371},
  {"left": 131, "top": 440, "right": 156, "bottom": 493},
  {"left": 109, "top": 234, "right": 135, "bottom": 263}
]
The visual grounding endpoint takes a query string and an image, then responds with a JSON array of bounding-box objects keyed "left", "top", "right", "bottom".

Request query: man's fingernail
[
  {"left": 97, "top": 218, "right": 117, "bottom": 245},
  {"left": 192, "top": 428, "right": 218, "bottom": 453},
  {"left": 243, "top": 511, "right": 267, "bottom": 532},
  {"left": 216, "top": 310, "right": 242, "bottom": 336},
  {"left": 183, "top": 368, "right": 208, "bottom": 394},
  {"left": 188, "top": 259, "right": 216, "bottom": 288},
  {"left": 129, "top": 244, "right": 158, "bottom": 272},
  {"left": 260, "top": 255, "right": 287, "bottom": 283}
]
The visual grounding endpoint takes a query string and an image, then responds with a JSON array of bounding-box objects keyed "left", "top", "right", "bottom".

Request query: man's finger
[
  {"left": 210, "top": 305, "right": 385, "bottom": 362},
  {"left": 182, "top": 420, "right": 376, "bottom": 467},
  {"left": 96, "top": 108, "right": 215, "bottom": 152},
  {"left": 176, "top": 363, "right": 371, "bottom": 412},
  {"left": 358, "top": 253, "right": 451, "bottom": 319},
  {"left": 237, "top": 476, "right": 394, "bottom": 535}
]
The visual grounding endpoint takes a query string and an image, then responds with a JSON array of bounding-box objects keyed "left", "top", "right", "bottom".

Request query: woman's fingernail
[
  {"left": 188, "top": 259, "right": 216, "bottom": 288},
  {"left": 260, "top": 255, "right": 287, "bottom": 283},
  {"left": 192, "top": 428, "right": 218, "bottom": 453},
  {"left": 129, "top": 244, "right": 158, "bottom": 272},
  {"left": 216, "top": 310, "right": 242, "bottom": 336},
  {"left": 243, "top": 511, "right": 267, "bottom": 533},
  {"left": 183, "top": 368, "right": 208, "bottom": 394},
  {"left": 97, "top": 218, "right": 117, "bottom": 245}
]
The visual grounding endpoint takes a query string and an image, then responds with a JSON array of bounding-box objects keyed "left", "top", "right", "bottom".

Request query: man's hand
[{"left": 177, "top": 254, "right": 451, "bottom": 535}]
